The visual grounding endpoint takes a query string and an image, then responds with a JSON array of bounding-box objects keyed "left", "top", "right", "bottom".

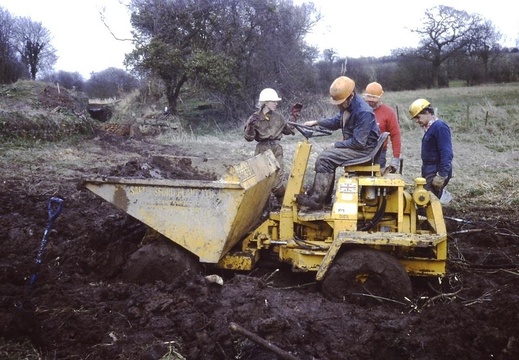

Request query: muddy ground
[
  {"left": 1, "top": 82, "right": 519, "bottom": 359},
  {"left": 0, "top": 131, "right": 518, "bottom": 360}
]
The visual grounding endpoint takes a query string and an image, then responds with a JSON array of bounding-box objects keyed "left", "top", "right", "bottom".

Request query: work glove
[
  {"left": 244, "top": 114, "right": 261, "bottom": 138},
  {"left": 289, "top": 103, "right": 303, "bottom": 122},
  {"left": 286, "top": 123, "right": 296, "bottom": 135},
  {"left": 384, "top": 157, "right": 400, "bottom": 174},
  {"left": 290, "top": 103, "right": 303, "bottom": 121},
  {"left": 248, "top": 113, "right": 262, "bottom": 125},
  {"left": 432, "top": 175, "right": 447, "bottom": 191}
]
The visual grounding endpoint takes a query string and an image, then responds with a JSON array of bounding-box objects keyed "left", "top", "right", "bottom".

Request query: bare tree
[
  {"left": 411, "top": 5, "right": 481, "bottom": 88},
  {"left": 13, "top": 17, "right": 57, "bottom": 80},
  {"left": 322, "top": 49, "right": 338, "bottom": 63},
  {"left": 40, "top": 70, "right": 86, "bottom": 92},
  {"left": 0, "top": 7, "right": 27, "bottom": 83},
  {"left": 466, "top": 19, "right": 502, "bottom": 82},
  {"left": 86, "top": 67, "right": 140, "bottom": 98}
]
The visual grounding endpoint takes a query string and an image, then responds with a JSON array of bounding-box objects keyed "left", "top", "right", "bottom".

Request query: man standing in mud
[
  {"left": 363, "top": 82, "right": 402, "bottom": 174},
  {"left": 409, "top": 98, "right": 453, "bottom": 200}
]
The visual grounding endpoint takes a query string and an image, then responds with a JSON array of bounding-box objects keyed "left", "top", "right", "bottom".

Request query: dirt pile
[{"left": 0, "top": 81, "right": 93, "bottom": 142}]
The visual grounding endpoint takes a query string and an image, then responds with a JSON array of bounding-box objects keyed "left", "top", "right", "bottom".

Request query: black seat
[{"left": 340, "top": 132, "right": 389, "bottom": 168}]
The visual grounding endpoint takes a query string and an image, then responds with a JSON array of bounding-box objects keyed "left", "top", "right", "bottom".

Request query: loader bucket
[{"left": 84, "top": 150, "right": 279, "bottom": 263}]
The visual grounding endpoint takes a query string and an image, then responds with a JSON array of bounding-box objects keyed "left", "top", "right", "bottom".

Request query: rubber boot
[
  {"left": 307, "top": 172, "right": 335, "bottom": 205},
  {"left": 296, "top": 173, "right": 334, "bottom": 210},
  {"left": 324, "top": 172, "right": 335, "bottom": 205}
]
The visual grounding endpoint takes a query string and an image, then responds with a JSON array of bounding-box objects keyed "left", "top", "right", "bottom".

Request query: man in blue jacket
[
  {"left": 296, "top": 76, "right": 380, "bottom": 210},
  {"left": 409, "top": 99, "right": 453, "bottom": 199}
]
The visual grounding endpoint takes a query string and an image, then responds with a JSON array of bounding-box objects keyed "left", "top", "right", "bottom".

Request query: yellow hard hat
[
  {"left": 329, "top": 76, "right": 355, "bottom": 105},
  {"left": 258, "top": 88, "right": 282, "bottom": 102},
  {"left": 409, "top": 99, "right": 431, "bottom": 118},
  {"left": 364, "top": 82, "right": 384, "bottom": 101}
]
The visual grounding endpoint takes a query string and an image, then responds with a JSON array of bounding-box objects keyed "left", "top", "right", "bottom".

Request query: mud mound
[
  {"left": 121, "top": 237, "right": 202, "bottom": 284},
  {"left": 108, "top": 155, "right": 220, "bottom": 180},
  {"left": 0, "top": 80, "right": 93, "bottom": 141}
]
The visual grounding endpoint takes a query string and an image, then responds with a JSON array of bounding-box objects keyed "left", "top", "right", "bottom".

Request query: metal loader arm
[{"left": 287, "top": 121, "right": 332, "bottom": 139}]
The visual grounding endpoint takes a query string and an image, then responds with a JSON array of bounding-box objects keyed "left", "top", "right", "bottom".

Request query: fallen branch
[
  {"left": 462, "top": 295, "right": 492, "bottom": 306},
  {"left": 350, "top": 293, "right": 408, "bottom": 306},
  {"left": 449, "top": 258, "right": 519, "bottom": 270},
  {"left": 263, "top": 269, "right": 279, "bottom": 283},
  {"left": 229, "top": 322, "right": 299, "bottom": 360},
  {"left": 495, "top": 231, "right": 519, "bottom": 238},
  {"left": 448, "top": 229, "right": 483, "bottom": 236},
  {"left": 272, "top": 282, "right": 317, "bottom": 290},
  {"left": 421, "top": 288, "right": 463, "bottom": 308},
  {"left": 462, "top": 287, "right": 503, "bottom": 307},
  {"left": 444, "top": 216, "right": 474, "bottom": 224}
]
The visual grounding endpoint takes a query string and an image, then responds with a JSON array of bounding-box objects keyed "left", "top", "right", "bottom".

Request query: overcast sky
[
  {"left": 298, "top": 0, "right": 519, "bottom": 58},
  {"left": 1, "top": 0, "right": 133, "bottom": 78},
  {"left": 1, "top": 0, "right": 518, "bottom": 79}
]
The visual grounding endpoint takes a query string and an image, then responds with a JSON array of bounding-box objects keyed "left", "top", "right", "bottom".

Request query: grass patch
[{"left": 2, "top": 80, "right": 518, "bottom": 210}]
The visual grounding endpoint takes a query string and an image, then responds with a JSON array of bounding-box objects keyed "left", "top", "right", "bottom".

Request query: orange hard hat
[
  {"left": 329, "top": 76, "right": 355, "bottom": 105},
  {"left": 364, "top": 82, "right": 384, "bottom": 101}
]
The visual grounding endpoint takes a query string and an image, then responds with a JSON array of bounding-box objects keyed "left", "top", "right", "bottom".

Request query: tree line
[{"left": 1, "top": 1, "right": 518, "bottom": 120}]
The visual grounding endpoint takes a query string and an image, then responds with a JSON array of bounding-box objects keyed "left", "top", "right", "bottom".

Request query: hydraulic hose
[{"left": 358, "top": 196, "right": 387, "bottom": 231}]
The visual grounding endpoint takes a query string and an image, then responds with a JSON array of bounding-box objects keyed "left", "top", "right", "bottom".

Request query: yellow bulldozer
[{"left": 84, "top": 124, "right": 447, "bottom": 302}]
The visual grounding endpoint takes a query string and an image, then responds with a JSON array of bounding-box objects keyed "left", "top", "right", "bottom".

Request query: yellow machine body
[
  {"left": 84, "top": 138, "right": 448, "bottom": 281},
  {"left": 84, "top": 150, "right": 279, "bottom": 263},
  {"left": 217, "top": 139, "right": 447, "bottom": 279}
]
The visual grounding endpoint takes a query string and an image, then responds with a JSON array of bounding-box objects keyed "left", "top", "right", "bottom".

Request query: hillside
[{"left": 0, "top": 80, "right": 518, "bottom": 359}]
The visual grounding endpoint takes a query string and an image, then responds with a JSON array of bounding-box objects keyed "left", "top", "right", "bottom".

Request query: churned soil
[
  {"left": 1, "top": 81, "right": 518, "bottom": 360},
  {"left": 1, "top": 131, "right": 518, "bottom": 360}
]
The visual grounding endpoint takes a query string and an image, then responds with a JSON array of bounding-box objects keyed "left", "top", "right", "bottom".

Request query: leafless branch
[
  {"left": 229, "top": 322, "right": 299, "bottom": 360},
  {"left": 263, "top": 269, "right": 279, "bottom": 283},
  {"left": 351, "top": 293, "right": 409, "bottom": 306},
  {"left": 99, "top": 8, "right": 133, "bottom": 42},
  {"left": 271, "top": 282, "right": 317, "bottom": 290},
  {"left": 421, "top": 288, "right": 463, "bottom": 308},
  {"left": 449, "top": 229, "right": 483, "bottom": 236}
]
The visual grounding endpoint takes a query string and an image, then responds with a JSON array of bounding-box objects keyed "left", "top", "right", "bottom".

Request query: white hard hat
[{"left": 258, "top": 88, "right": 281, "bottom": 102}]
